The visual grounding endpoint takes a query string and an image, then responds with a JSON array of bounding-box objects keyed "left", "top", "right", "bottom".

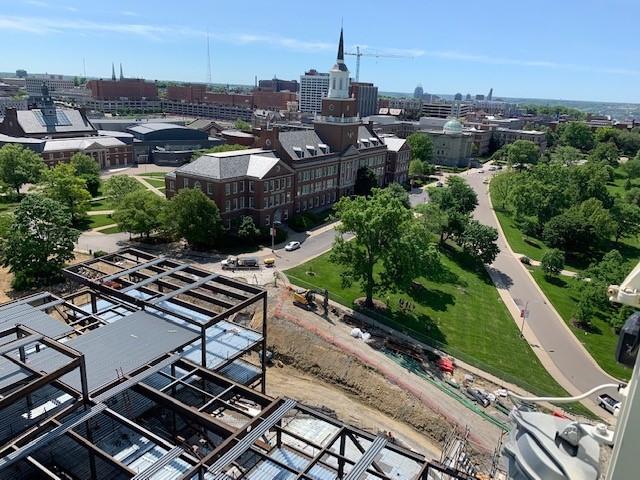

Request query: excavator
[{"left": 292, "top": 288, "right": 329, "bottom": 313}]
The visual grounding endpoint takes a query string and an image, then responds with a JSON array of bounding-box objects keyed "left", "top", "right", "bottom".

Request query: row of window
[
  {"left": 264, "top": 177, "right": 291, "bottom": 193},
  {"left": 296, "top": 192, "right": 336, "bottom": 212},
  {"left": 262, "top": 192, "right": 291, "bottom": 208},
  {"left": 297, "top": 165, "right": 337, "bottom": 182},
  {"left": 297, "top": 178, "right": 335, "bottom": 196}
]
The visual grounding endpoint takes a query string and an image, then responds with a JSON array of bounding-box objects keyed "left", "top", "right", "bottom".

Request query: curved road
[{"left": 464, "top": 168, "right": 619, "bottom": 413}]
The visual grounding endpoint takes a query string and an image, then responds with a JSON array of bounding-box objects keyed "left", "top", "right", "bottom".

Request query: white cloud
[
  {"left": 121, "top": 11, "right": 137, "bottom": 17},
  {"left": 418, "top": 49, "right": 640, "bottom": 77}
]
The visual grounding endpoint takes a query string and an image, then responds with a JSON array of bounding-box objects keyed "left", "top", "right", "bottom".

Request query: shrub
[
  {"left": 520, "top": 256, "right": 531, "bottom": 265},
  {"left": 93, "top": 250, "right": 108, "bottom": 258}
]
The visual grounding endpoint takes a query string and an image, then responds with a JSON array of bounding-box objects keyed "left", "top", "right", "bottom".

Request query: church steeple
[
  {"left": 111, "top": 63, "right": 116, "bottom": 81},
  {"left": 327, "top": 27, "right": 350, "bottom": 99},
  {"left": 119, "top": 63, "right": 124, "bottom": 80}
]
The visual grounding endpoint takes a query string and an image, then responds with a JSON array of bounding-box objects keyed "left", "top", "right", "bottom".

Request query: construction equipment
[
  {"left": 344, "top": 46, "right": 412, "bottom": 82},
  {"left": 221, "top": 256, "right": 259, "bottom": 270},
  {"left": 292, "top": 288, "right": 329, "bottom": 313}
]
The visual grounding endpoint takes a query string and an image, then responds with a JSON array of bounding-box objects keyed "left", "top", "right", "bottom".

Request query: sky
[{"left": 1, "top": 0, "right": 639, "bottom": 104}]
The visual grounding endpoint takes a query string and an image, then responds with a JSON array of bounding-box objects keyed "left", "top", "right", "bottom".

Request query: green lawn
[
  {"left": 140, "top": 172, "right": 168, "bottom": 178},
  {"left": 88, "top": 199, "right": 111, "bottom": 211},
  {"left": 86, "top": 214, "right": 116, "bottom": 229},
  {"left": 494, "top": 210, "right": 550, "bottom": 263},
  {"left": 99, "top": 225, "right": 122, "bottom": 234},
  {"left": 141, "top": 178, "right": 166, "bottom": 188},
  {"left": 529, "top": 267, "right": 631, "bottom": 381},
  {"left": 284, "top": 248, "right": 576, "bottom": 400}
]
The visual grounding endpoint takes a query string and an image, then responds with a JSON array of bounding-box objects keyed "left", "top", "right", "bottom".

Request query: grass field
[
  {"left": 141, "top": 178, "right": 166, "bottom": 188},
  {"left": 529, "top": 267, "right": 631, "bottom": 381},
  {"left": 284, "top": 247, "right": 576, "bottom": 399},
  {"left": 86, "top": 214, "right": 116, "bottom": 229},
  {"left": 139, "top": 172, "right": 168, "bottom": 178},
  {"left": 88, "top": 199, "right": 111, "bottom": 211},
  {"left": 99, "top": 225, "right": 122, "bottom": 234}
]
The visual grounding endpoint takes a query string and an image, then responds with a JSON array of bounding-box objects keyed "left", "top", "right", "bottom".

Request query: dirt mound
[{"left": 261, "top": 312, "right": 451, "bottom": 445}]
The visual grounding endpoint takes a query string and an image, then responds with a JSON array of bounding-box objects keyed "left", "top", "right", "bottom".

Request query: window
[
  {"left": 225, "top": 183, "right": 230, "bottom": 195},
  {"left": 183, "top": 178, "right": 189, "bottom": 188},
  {"left": 264, "top": 182, "right": 268, "bottom": 192},
  {"left": 303, "top": 200, "right": 307, "bottom": 210},
  {"left": 207, "top": 183, "right": 212, "bottom": 194},
  {"left": 270, "top": 180, "right": 274, "bottom": 191},
  {"left": 225, "top": 200, "right": 231, "bottom": 212},
  {"left": 232, "top": 182, "right": 238, "bottom": 194},
  {"left": 232, "top": 198, "right": 238, "bottom": 210},
  {"left": 276, "top": 179, "right": 280, "bottom": 190},
  {"left": 239, "top": 181, "right": 244, "bottom": 192},
  {"left": 249, "top": 197, "right": 254, "bottom": 208},
  {"left": 249, "top": 181, "right": 254, "bottom": 192},
  {"left": 263, "top": 198, "right": 268, "bottom": 209},
  {"left": 287, "top": 177, "right": 291, "bottom": 188},
  {"left": 265, "top": 215, "right": 270, "bottom": 227},
  {"left": 169, "top": 181, "right": 175, "bottom": 191},
  {"left": 225, "top": 218, "right": 231, "bottom": 229},
  {"left": 284, "top": 209, "right": 289, "bottom": 220},
  {"left": 315, "top": 197, "right": 319, "bottom": 207},
  {"left": 194, "top": 181, "right": 201, "bottom": 190},
  {"left": 296, "top": 202, "right": 300, "bottom": 213},
  {"left": 286, "top": 192, "right": 291, "bottom": 202}
]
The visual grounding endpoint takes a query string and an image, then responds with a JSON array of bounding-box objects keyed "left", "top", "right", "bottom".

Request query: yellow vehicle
[
  {"left": 293, "top": 289, "right": 317, "bottom": 309},
  {"left": 264, "top": 257, "right": 275, "bottom": 267}
]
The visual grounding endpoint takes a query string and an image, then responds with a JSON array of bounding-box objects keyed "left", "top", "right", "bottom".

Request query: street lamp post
[
  {"left": 271, "top": 221, "right": 281, "bottom": 253},
  {"left": 520, "top": 300, "right": 540, "bottom": 337}
]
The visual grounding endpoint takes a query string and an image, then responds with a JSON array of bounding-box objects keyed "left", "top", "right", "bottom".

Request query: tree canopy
[
  {"left": 1, "top": 195, "right": 80, "bottom": 289},
  {"left": 165, "top": 188, "right": 224, "bottom": 250},
  {"left": 0, "top": 143, "right": 46, "bottom": 195},
  {"left": 386, "top": 182, "right": 410, "bottom": 209},
  {"left": 560, "top": 121, "right": 595, "bottom": 152},
  {"left": 330, "top": 188, "right": 439, "bottom": 307},
  {"left": 460, "top": 220, "right": 500, "bottom": 264},
  {"left": 103, "top": 174, "right": 144, "bottom": 206},
  {"left": 113, "top": 190, "right": 168, "bottom": 239},
  {"left": 354, "top": 166, "right": 377, "bottom": 197},
  {"left": 41, "top": 163, "right": 91, "bottom": 224},
  {"left": 70, "top": 152, "right": 101, "bottom": 196},
  {"left": 541, "top": 248, "right": 565, "bottom": 277},
  {"left": 406, "top": 133, "right": 434, "bottom": 163}
]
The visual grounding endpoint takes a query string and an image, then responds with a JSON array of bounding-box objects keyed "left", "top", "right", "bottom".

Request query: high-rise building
[
  {"left": 350, "top": 81, "right": 378, "bottom": 117},
  {"left": 25, "top": 74, "right": 74, "bottom": 96},
  {"left": 299, "top": 69, "right": 329, "bottom": 114},
  {"left": 414, "top": 84, "right": 423, "bottom": 99},
  {"left": 258, "top": 77, "right": 299, "bottom": 92}
]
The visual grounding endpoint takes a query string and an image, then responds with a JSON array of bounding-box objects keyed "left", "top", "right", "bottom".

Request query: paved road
[{"left": 464, "top": 168, "right": 620, "bottom": 409}]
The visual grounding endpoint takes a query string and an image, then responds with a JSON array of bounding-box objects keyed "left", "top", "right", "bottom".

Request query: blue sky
[{"left": 1, "top": 0, "right": 639, "bottom": 103}]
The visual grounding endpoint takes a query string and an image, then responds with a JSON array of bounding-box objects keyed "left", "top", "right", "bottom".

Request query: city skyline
[{"left": 1, "top": 0, "right": 639, "bottom": 103}]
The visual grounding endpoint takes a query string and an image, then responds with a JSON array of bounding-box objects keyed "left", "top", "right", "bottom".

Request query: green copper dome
[{"left": 443, "top": 119, "right": 463, "bottom": 134}]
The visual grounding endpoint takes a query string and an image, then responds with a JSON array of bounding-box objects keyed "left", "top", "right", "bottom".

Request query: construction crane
[{"left": 344, "top": 46, "right": 412, "bottom": 82}]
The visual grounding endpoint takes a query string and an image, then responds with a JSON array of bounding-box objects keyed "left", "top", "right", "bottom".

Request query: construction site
[{"left": 0, "top": 248, "right": 513, "bottom": 479}]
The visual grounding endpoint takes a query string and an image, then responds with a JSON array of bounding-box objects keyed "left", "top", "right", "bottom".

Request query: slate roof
[
  {"left": 277, "top": 129, "right": 331, "bottom": 160},
  {"left": 357, "top": 126, "right": 383, "bottom": 147},
  {"left": 16, "top": 108, "right": 96, "bottom": 135},
  {"left": 176, "top": 149, "right": 281, "bottom": 180},
  {"left": 43, "top": 136, "right": 126, "bottom": 152}
]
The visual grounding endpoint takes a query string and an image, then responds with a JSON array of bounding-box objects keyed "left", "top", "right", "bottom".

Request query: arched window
[
  {"left": 194, "top": 181, "right": 202, "bottom": 190},
  {"left": 332, "top": 78, "right": 336, "bottom": 89},
  {"left": 339, "top": 78, "right": 343, "bottom": 90}
]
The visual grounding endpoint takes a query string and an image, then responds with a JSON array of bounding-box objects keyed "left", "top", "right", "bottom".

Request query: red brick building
[
  {"left": 42, "top": 137, "right": 133, "bottom": 168},
  {"left": 165, "top": 148, "right": 294, "bottom": 228},
  {"left": 86, "top": 78, "right": 158, "bottom": 100}
]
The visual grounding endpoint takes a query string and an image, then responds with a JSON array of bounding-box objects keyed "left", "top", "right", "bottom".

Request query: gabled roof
[
  {"left": 43, "top": 136, "right": 126, "bottom": 152},
  {"left": 382, "top": 137, "right": 408, "bottom": 152},
  {"left": 187, "top": 119, "right": 223, "bottom": 132},
  {"left": 176, "top": 149, "right": 286, "bottom": 180},
  {"left": 15, "top": 108, "right": 96, "bottom": 135}
]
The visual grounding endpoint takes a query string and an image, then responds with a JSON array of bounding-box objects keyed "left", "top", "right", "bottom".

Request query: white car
[{"left": 284, "top": 241, "right": 301, "bottom": 251}]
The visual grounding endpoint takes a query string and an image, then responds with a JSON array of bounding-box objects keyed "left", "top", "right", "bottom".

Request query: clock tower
[{"left": 314, "top": 27, "right": 360, "bottom": 153}]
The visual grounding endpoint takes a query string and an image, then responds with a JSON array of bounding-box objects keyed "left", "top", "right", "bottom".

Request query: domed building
[{"left": 417, "top": 118, "right": 473, "bottom": 168}]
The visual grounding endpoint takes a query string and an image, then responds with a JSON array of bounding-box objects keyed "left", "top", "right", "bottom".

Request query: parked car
[
  {"left": 496, "top": 165, "right": 503, "bottom": 170},
  {"left": 488, "top": 166, "right": 497, "bottom": 171},
  {"left": 436, "top": 182, "right": 444, "bottom": 187},
  {"left": 284, "top": 241, "right": 301, "bottom": 251},
  {"left": 478, "top": 169, "right": 485, "bottom": 173}
]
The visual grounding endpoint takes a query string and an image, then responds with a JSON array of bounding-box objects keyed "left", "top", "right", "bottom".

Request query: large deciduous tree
[
  {"left": 541, "top": 248, "right": 565, "bottom": 278},
  {"left": 560, "top": 121, "right": 595, "bottom": 152},
  {"left": 70, "top": 152, "right": 102, "bottom": 196},
  {"left": 427, "top": 176, "right": 478, "bottom": 243},
  {"left": 406, "top": 133, "right": 434, "bottom": 163},
  {"left": 460, "top": 220, "right": 500, "bottom": 264},
  {"left": 0, "top": 143, "right": 46, "bottom": 195},
  {"left": 550, "top": 145, "right": 581, "bottom": 166},
  {"left": 354, "top": 167, "right": 377, "bottom": 197},
  {"left": 41, "top": 163, "right": 91, "bottom": 224},
  {"left": 386, "top": 182, "right": 411, "bottom": 209},
  {"left": 504, "top": 140, "right": 540, "bottom": 169},
  {"left": 102, "top": 174, "right": 144, "bottom": 206},
  {"left": 488, "top": 171, "right": 517, "bottom": 210},
  {"left": 588, "top": 141, "right": 620, "bottom": 167},
  {"left": 1, "top": 195, "right": 79, "bottom": 289},
  {"left": 112, "top": 190, "right": 168, "bottom": 239},
  {"left": 610, "top": 200, "right": 640, "bottom": 244},
  {"left": 165, "top": 188, "right": 223, "bottom": 250},
  {"left": 330, "top": 188, "right": 439, "bottom": 308}
]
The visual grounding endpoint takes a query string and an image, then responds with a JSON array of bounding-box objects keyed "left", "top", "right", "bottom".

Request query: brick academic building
[{"left": 166, "top": 29, "right": 409, "bottom": 229}]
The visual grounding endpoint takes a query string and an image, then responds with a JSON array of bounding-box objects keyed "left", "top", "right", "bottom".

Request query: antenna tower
[{"left": 206, "top": 27, "right": 212, "bottom": 85}]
